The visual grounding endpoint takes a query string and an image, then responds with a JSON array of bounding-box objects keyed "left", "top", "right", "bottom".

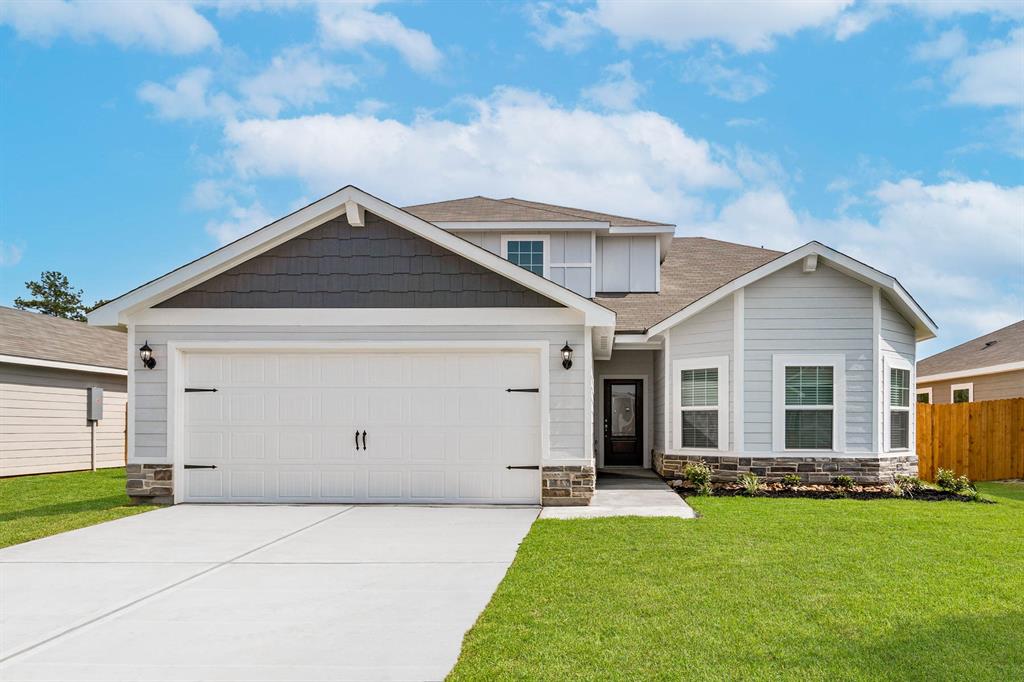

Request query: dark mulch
[{"left": 669, "top": 480, "right": 993, "bottom": 503}]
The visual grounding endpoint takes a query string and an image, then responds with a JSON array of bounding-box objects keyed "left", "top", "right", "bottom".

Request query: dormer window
[{"left": 502, "top": 235, "right": 549, "bottom": 277}]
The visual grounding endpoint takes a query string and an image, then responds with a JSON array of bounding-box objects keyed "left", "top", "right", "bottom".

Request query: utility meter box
[{"left": 87, "top": 387, "right": 103, "bottom": 421}]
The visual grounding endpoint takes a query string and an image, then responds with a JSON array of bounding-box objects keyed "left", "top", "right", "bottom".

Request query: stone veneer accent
[
  {"left": 126, "top": 463, "right": 174, "bottom": 504},
  {"left": 541, "top": 465, "right": 595, "bottom": 506},
  {"left": 653, "top": 452, "right": 918, "bottom": 485}
]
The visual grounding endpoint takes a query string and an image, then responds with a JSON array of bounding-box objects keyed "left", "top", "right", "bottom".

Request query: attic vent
[
  {"left": 600, "top": 336, "right": 610, "bottom": 351},
  {"left": 983, "top": 340, "right": 998, "bottom": 348}
]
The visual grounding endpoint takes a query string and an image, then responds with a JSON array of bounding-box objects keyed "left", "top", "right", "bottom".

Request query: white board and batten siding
[
  {"left": 595, "top": 236, "right": 657, "bottom": 293},
  {"left": 456, "top": 231, "right": 595, "bottom": 298},
  {"left": 1, "top": 364, "right": 127, "bottom": 476}
]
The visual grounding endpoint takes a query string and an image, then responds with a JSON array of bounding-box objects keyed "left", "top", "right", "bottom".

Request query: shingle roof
[
  {"left": 403, "top": 196, "right": 671, "bottom": 227},
  {"left": 917, "top": 319, "right": 1024, "bottom": 377},
  {"left": 596, "top": 237, "right": 783, "bottom": 333},
  {"left": 0, "top": 306, "right": 126, "bottom": 370}
]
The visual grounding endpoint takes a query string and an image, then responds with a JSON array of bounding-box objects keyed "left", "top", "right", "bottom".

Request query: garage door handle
[
  {"left": 362, "top": 430, "right": 367, "bottom": 450},
  {"left": 506, "top": 465, "right": 539, "bottom": 470},
  {"left": 506, "top": 388, "right": 539, "bottom": 393},
  {"left": 355, "top": 430, "right": 361, "bottom": 451},
  {"left": 184, "top": 464, "right": 217, "bottom": 470}
]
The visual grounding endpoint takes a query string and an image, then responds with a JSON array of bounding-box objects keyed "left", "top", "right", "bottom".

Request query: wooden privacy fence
[{"left": 916, "top": 398, "right": 1024, "bottom": 482}]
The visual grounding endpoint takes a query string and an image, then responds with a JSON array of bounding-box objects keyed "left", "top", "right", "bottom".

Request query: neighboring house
[
  {"left": 916, "top": 320, "right": 1024, "bottom": 405},
  {"left": 1, "top": 307, "right": 127, "bottom": 477},
  {"left": 88, "top": 186, "right": 936, "bottom": 506}
]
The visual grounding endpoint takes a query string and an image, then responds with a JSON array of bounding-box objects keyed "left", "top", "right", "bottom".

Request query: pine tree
[{"left": 14, "top": 271, "right": 88, "bottom": 321}]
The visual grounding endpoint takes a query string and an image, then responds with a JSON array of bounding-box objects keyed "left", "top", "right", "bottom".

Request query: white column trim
[
  {"left": 663, "top": 328, "right": 671, "bottom": 453},
  {"left": 733, "top": 289, "right": 745, "bottom": 453},
  {"left": 126, "top": 321, "right": 136, "bottom": 463},
  {"left": 584, "top": 327, "right": 594, "bottom": 464},
  {"left": 872, "top": 287, "right": 881, "bottom": 455}
]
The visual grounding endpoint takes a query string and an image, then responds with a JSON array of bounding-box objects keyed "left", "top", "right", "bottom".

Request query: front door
[{"left": 603, "top": 379, "right": 643, "bottom": 466}]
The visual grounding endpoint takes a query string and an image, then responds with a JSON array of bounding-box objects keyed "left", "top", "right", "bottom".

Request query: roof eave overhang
[
  {"left": 644, "top": 241, "right": 938, "bottom": 342},
  {"left": 88, "top": 186, "right": 615, "bottom": 329}
]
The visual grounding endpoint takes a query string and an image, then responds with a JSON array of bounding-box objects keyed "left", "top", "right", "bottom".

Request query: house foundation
[{"left": 653, "top": 452, "right": 918, "bottom": 485}]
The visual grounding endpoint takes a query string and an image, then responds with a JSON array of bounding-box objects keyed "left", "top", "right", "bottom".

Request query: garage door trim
[{"left": 166, "top": 340, "right": 551, "bottom": 503}]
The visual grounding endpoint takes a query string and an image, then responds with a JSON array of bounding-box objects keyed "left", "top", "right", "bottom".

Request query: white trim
[
  {"left": 732, "top": 290, "right": 744, "bottom": 453},
  {"left": 167, "top": 340, "right": 551, "bottom": 504},
  {"left": 951, "top": 382, "right": 974, "bottom": 403},
  {"left": 883, "top": 355, "right": 914, "bottom": 452},
  {"left": 802, "top": 253, "right": 818, "bottom": 273},
  {"left": 872, "top": 287, "right": 881, "bottom": 455},
  {"left": 344, "top": 200, "right": 364, "bottom": 227},
  {"left": 434, "top": 220, "right": 607, "bottom": 231},
  {"left": 88, "top": 186, "right": 615, "bottom": 328},
  {"left": 917, "top": 361, "right": 1024, "bottom": 383},
  {"left": 597, "top": 374, "right": 651, "bottom": 468},
  {"left": 671, "top": 355, "right": 729, "bottom": 453},
  {"left": 590, "top": 231, "right": 597, "bottom": 298},
  {"left": 0, "top": 353, "right": 127, "bottom": 377},
  {"left": 655, "top": 237, "right": 662, "bottom": 292},
  {"left": 644, "top": 242, "right": 937, "bottom": 341},
  {"left": 584, "top": 327, "right": 594, "bottom": 464},
  {"left": 916, "top": 387, "right": 933, "bottom": 404},
  {"left": 126, "top": 321, "right": 136, "bottom": 463},
  {"left": 501, "top": 233, "right": 551, "bottom": 279},
  {"left": 662, "top": 329, "right": 671, "bottom": 453},
  {"left": 551, "top": 262, "right": 592, "bottom": 268},
  {"left": 129, "top": 308, "right": 583, "bottom": 327},
  {"left": 772, "top": 353, "right": 846, "bottom": 453},
  {"left": 614, "top": 334, "right": 662, "bottom": 349}
]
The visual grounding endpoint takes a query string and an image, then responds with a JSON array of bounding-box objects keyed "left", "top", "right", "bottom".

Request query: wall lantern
[
  {"left": 139, "top": 341, "right": 156, "bottom": 369},
  {"left": 560, "top": 341, "right": 574, "bottom": 370}
]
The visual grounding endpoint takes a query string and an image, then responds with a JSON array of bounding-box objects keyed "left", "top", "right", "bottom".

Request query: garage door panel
[{"left": 182, "top": 349, "right": 542, "bottom": 504}]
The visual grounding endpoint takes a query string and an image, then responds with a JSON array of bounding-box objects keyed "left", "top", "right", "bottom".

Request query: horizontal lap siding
[
  {"left": 132, "top": 325, "right": 586, "bottom": 463},
  {"left": 668, "top": 297, "right": 734, "bottom": 448},
  {"left": 1, "top": 365, "right": 127, "bottom": 476},
  {"left": 919, "top": 370, "right": 1024, "bottom": 404},
  {"left": 744, "top": 264, "right": 873, "bottom": 453},
  {"left": 880, "top": 295, "right": 917, "bottom": 453}
]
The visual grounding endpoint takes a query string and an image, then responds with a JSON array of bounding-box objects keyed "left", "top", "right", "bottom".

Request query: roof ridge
[
  {"left": 500, "top": 197, "right": 672, "bottom": 226},
  {"left": 676, "top": 235, "right": 785, "bottom": 254}
]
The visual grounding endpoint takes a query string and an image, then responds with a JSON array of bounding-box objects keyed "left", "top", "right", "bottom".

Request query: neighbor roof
[
  {"left": 403, "top": 196, "right": 671, "bottom": 227},
  {"left": 597, "top": 238, "right": 783, "bottom": 333},
  {"left": 917, "top": 319, "right": 1024, "bottom": 378},
  {"left": 0, "top": 306, "right": 126, "bottom": 370}
]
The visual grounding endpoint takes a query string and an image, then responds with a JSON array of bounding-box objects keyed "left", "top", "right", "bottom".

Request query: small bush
[
  {"left": 958, "top": 486, "right": 982, "bottom": 502},
  {"left": 683, "top": 462, "right": 712, "bottom": 487},
  {"left": 887, "top": 482, "right": 905, "bottom": 498},
  {"left": 894, "top": 475, "right": 925, "bottom": 495},
  {"left": 738, "top": 471, "right": 761, "bottom": 496},
  {"left": 936, "top": 468, "right": 973, "bottom": 493},
  {"left": 833, "top": 474, "right": 856, "bottom": 490},
  {"left": 781, "top": 473, "right": 802, "bottom": 488},
  {"left": 695, "top": 481, "right": 713, "bottom": 497}
]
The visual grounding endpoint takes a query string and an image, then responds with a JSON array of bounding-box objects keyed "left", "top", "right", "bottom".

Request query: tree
[{"left": 14, "top": 271, "right": 89, "bottom": 321}]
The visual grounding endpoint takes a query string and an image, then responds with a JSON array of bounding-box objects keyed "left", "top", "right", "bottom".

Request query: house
[
  {"left": 88, "top": 186, "right": 936, "bottom": 505},
  {"left": 916, "top": 320, "right": 1024, "bottom": 404},
  {"left": 1, "top": 306, "right": 127, "bottom": 476}
]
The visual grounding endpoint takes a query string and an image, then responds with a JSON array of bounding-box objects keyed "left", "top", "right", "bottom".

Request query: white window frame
[
  {"left": 884, "top": 355, "right": 913, "bottom": 453},
  {"left": 672, "top": 356, "right": 729, "bottom": 452},
  {"left": 950, "top": 382, "right": 974, "bottom": 403},
  {"left": 916, "top": 387, "right": 932, "bottom": 404},
  {"left": 501, "top": 234, "right": 550, "bottom": 279},
  {"left": 772, "top": 353, "right": 846, "bottom": 453}
]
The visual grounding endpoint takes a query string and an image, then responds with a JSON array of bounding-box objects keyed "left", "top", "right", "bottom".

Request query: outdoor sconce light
[
  {"left": 139, "top": 341, "right": 156, "bottom": 369},
  {"left": 561, "top": 341, "right": 574, "bottom": 370}
]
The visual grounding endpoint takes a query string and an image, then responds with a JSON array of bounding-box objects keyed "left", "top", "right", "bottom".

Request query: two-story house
[{"left": 89, "top": 186, "right": 937, "bottom": 506}]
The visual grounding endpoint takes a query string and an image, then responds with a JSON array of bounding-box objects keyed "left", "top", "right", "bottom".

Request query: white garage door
[{"left": 181, "top": 350, "right": 542, "bottom": 504}]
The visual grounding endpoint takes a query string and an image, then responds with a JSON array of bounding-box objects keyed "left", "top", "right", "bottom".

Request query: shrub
[
  {"left": 695, "top": 481, "right": 713, "bottom": 497},
  {"left": 738, "top": 471, "right": 761, "bottom": 496},
  {"left": 832, "top": 474, "right": 856, "bottom": 490},
  {"left": 683, "top": 462, "right": 712, "bottom": 487},
  {"left": 781, "top": 473, "right": 802, "bottom": 488},
  {"left": 958, "top": 486, "right": 982, "bottom": 502},
  {"left": 894, "top": 475, "right": 925, "bottom": 495},
  {"left": 887, "top": 482, "right": 905, "bottom": 498},
  {"left": 936, "top": 468, "right": 973, "bottom": 493}
]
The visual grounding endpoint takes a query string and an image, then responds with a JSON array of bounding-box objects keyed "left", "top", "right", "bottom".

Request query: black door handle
[
  {"left": 362, "top": 430, "right": 367, "bottom": 450},
  {"left": 355, "top": 430, "right": 361, "bottom": 451}
]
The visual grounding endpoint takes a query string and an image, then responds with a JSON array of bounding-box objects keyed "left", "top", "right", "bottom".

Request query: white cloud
[
  {"left": 204, "top": 200, "right": 275, "bottom": 244},
  {"left": 356, "top": 98, "right": 389, "bottom": 116},
  {"left": 581, "top": 61, "right": 644, "bottom": 111},
  {"left": 911, "top": 28, "right": 967, "bottom": 61},
  {"left": 0, "top": 241, "right": 25, "bottom": 267},
  {"left": 0, "top": 0, "right": 218, "bottom": 54},
  {"left": 221, "top": 87, "right": 737, "bottom": 222},
  {"left": 239, "top": 47, "right": 357, "bottom": 117},
  {"left": 317, "top": 1, "right": 443, "bottom": 73},
  {"left": 895, "top": 0, "right": 1024, "bottom": 20},
  {"left": 527, "top": 2, "right": 599, "bottom": 53},
  {"left": 946, "top": 29, "right": 1024, "bottom": 107},
  {"left": 138, "top": 68, "right": 236, "bottom": 121},
  {"left": 681, "top": 48, "right": 772, "bottom": 102},
  {"left": 726, "top": 117, "right": 765, "bottom": 128}
]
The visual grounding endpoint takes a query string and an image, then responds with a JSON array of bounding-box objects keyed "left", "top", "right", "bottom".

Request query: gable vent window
[{"left": 889, "top": 368, "right": 910, "bottom": 449}]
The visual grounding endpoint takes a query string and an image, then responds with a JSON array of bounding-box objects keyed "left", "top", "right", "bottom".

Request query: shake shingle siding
[{"left": 157, "top": 214, "right": 563, "bottom": 309}]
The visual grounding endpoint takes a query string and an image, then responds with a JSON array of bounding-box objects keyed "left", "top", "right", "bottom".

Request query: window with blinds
[
  {"left": 680, "top": 368, "right": 719, "bottom": 448},
  {"left": 784, "top": 366, "right": 833, "bottom": 449},
  {"left": 890, "top": 367, "right": 910, "bottom": 449}
]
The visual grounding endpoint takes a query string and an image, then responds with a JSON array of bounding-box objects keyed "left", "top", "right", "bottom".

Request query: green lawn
[
  {"left": 0, "top": 468, "right": 156, "bottom": 548},
  {"left": 450, "top": 483, "right": 1024, "bottom": 681}
]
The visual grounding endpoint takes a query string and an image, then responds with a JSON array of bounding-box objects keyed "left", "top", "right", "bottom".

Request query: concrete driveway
[{"left": 0, "top": 505, "right": 538, "bottom": 681}]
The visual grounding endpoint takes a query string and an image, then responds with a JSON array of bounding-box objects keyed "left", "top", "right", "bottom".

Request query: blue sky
[{"left": 1, "top": 0, "right": 1021, "bottom": 356}]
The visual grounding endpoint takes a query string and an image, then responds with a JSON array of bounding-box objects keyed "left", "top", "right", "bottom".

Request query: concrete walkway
[
  {"left": 541, "top": 468, "right": 696, "bottom": 519},
  {"left": 0, "top": 505, "right": 538, "bottom": 682}
]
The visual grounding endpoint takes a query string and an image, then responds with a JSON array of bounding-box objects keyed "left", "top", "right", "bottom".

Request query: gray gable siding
[{"left": 157, "top": 213, "right": 563, "bottom": 309}]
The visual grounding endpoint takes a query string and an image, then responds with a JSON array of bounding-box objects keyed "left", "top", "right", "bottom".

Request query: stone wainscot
[{"left": 654, "top": 453, "right": 918, "bottom": 485}]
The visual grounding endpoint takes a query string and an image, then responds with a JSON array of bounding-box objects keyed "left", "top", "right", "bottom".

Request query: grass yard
[
  {"left": 0, "top": 468, "right": 156, "bottom": 549},
  {"left": 450, "top": 483, "right": 1024, "bottom": 681}
]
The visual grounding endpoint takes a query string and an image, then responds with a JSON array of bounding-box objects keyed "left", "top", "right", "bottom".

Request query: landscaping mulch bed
[{"left": 668, "top": 480, "right": 993, "bottom": 503}]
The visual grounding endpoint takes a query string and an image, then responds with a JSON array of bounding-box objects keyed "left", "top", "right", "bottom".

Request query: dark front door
[{"left": 603, "top": 379, "right": 643, "bottom": 466}]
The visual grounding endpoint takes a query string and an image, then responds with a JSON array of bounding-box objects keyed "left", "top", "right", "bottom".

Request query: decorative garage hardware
[
  {"left": 506, "top": 387, "right": 540, "bottom": 393},
  {"left": 560, "top": 341, "right": 574, "bottom": 370},
  {"left": 362, "top": 430, "right": 367, "bottom": 450},
  {"left": 184, "top": 464, "right": 217, "bottom": 470},
  {"left": 355, "top": 430, "right": 361, "bottom": 450},
  {"left": 139, "top": 341, "right": 156, "bottom": 369},
  {"left": 506, "top": 465, "right": 540, "bottom": 470},
  {"left": 184, "top": 387, "right": 218, "bottom": 393}
]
